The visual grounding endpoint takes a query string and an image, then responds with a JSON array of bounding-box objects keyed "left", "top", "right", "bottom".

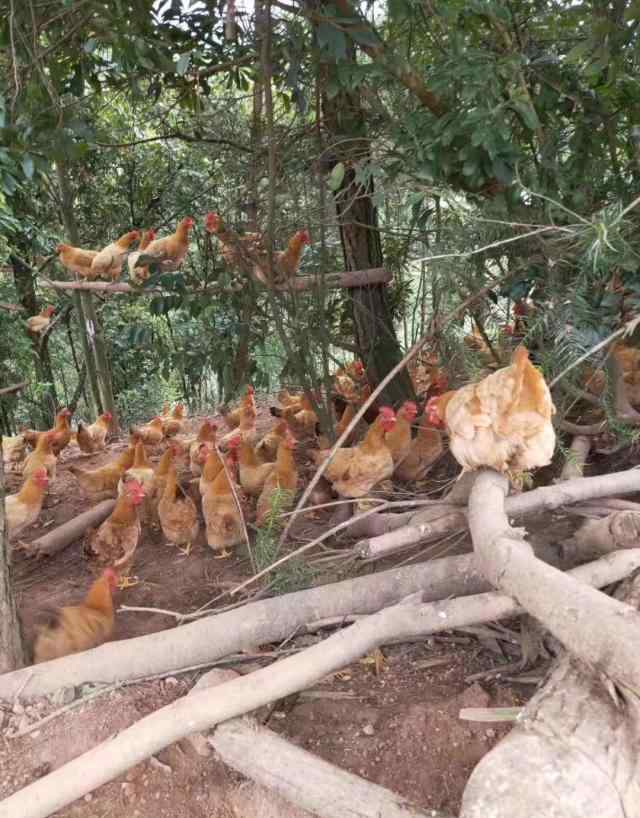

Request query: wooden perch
[
  {"left": 468, "top": 469, "right": 640, "bottom": 692},
  {"left": 198, "top": 669, "right": 442, "bottom": 818},
  {"left": 0, "top": 383, "right": 26, "bottom": 398},
  {"left": 2, "top": 551, "right": 638, "bottom": 818},
  {"left": 353, "top": 466, "right": 640, "bottom": 559},
  {"left": 39, "top": 268, "right": 391, "bottom": 297},
  {"left": 21, "top": 500, "right": 115, "bottom": 557}
]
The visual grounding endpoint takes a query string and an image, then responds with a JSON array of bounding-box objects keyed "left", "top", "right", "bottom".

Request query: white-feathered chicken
[{"left": 426, "top": 346, "right": 556, "bottom": 474}]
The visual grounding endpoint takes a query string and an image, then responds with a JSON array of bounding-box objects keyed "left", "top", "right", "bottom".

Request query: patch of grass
[{"left": 254, "top": 488, "right": 317, "bottom": 595}]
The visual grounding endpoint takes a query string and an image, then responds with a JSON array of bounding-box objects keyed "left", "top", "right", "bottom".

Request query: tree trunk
[
  {"left": 10, "top": 255, "right": 57, "bottom": 426},
  {"left": 319, "top": 43, "right": 414, "bottom": 405},
  {"left": 0, "top": 453, "right": 26, "bottom": 672},
  {"left": 55, "top": 162, "right": 111, "bottom": 424}
]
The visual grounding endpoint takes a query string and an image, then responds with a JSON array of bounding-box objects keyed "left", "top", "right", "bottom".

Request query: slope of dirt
[{"left": 2, "top": 396, "right": 533, "bottom": 817}]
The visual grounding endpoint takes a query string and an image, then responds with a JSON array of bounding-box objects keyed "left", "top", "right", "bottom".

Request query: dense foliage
[{"left": 1, "top": 0, "right": 639, "bottom": 432}]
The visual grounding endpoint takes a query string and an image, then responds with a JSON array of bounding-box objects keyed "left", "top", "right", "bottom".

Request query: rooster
[
  {"left": 426, "top": 345, "right": 555, "bottom": 475},
  {"left": 32, "top": 568, "right": 118, "bottom": 663},
  {"left": 6, "top": 468, "right": 49, "bottom": 542},
  {"left": 91, "top": 230, "right": 141, "bottom": 280}
]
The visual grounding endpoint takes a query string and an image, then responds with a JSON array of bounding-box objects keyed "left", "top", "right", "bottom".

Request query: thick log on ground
[
  {"left": 199, "top": 668, "right": 442, "bottom": 818},
  {"left": 0, "top": 552, "right": 493, "bottom": 700},
  {"left": 23, "top": 500, "right": 115, "bottom": 557},
  {"left": 461, "top": 575, "right": 640, "bottom": 818},
  {"left": 2, "top": 552, "right": 638, "bottom": 818},
  {"left": 468, "top": 470, "right": 640, "bottom": 692}
]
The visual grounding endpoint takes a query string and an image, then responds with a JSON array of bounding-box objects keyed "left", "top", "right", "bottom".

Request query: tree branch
[{"left": 0, "top": 383, "right": 26, "bottom": 397}]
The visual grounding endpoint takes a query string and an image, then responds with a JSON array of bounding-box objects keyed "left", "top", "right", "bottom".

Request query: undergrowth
[{"left": 253, "top": 488, "right": 317, "bottom": 595}]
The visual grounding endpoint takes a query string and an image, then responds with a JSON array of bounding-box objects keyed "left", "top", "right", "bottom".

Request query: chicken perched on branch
[
  {"left": 205, "top": 212, "right": 310, "bottom": 285},
  {"left": 55, "top": 243, "right": 98, "bottom": 279},
  {"left": 426, "top": 346, "right": 556, "bottom": 475},
  {"left": 26, "top": 305, "right": 55, "bottom": 335},
  {"left": 6, "top": 468, "right": 49, "bottom": 542},
  {"left": 127, "top": 229, "right": 156, "bottom": 284},
  {"left": 32, "top": 568, "right": 118, "bottom": 664},
  {"left": 139, "top": 217, "right": 195, "bottom": 271},
  {"left": 312, "top": 407, "right": 397, "bottom": 498},
  {"left": 91, "top": 230, "right": 141, "bottom": 280}
]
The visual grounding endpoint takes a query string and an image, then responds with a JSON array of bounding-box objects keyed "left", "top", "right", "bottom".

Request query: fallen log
[
  {"left": 559, "top": 434, "right": 591, "bottom": 480},
  {"left": 22, "top": 500, "right": 115, "bottom": 557},
  {"left": 566, "top": 509, "right": 640, "bottom": 562},
  {"left": 2, "top": 550, "right": 638, "bottom": 818},
  {"left": 461, "top": 573, "right": 640, "bottom": 818},
  {"left": 468, "top": 469, "right": 640, "bottom": 692},
  {"left": 200, "top": 669, "right": 444, "bottom": 818},
  {"left": 352, "top": 466, "right": 640, "bottom": 558}
]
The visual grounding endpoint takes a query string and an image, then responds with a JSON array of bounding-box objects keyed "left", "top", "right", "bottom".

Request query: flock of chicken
[
  {"left": 1, "top": 346, "right": 560, "bottom": 665},
  {"left": 51, "top": 212, "right": 310, "bottom": 287}
]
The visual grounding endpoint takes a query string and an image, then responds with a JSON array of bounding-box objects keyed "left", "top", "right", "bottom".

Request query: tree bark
[
  {"left": 0, "top": 454, "right": 25, "bottom": 672},
  {"left": 10, "top": 255, "right": 57, "bottom": 426},
  {"left": 319, "top": 38, "right": 414, "bottom": 404},
  {"left": 55, "top": 161, "right": 105, "bottom": 421}
]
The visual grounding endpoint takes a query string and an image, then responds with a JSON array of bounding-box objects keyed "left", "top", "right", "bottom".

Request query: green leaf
[
  {"left": 176, "top": 52, "right": 191, "bottom": 75},
  {"left": 83, "top": 38, "right": 97, "bottom": 54},
  {"left": 316, "top": 21, "right": 347, "bottom": 61},
  {"left": 21, "top": 155, "right": 34, "bottom": 180},
  {"left": 328, "top": 162, "right": 345, "bottom": 190}
]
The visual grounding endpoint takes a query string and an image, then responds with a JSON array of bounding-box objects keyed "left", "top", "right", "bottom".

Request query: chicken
[
  {"left": 286, "top": 394, "right": 319, "bottom": 437},
  {"left": 90, "top": 230, "right": 141, "bottom": 280},
  {"left": 158, "top": 464, "right": 200, "bottom": 555},
  {"left": 75, "top": 422, "right": 98, "bottom": 454},
  {"left": 219, "top": 385, "right": 256, "bottom": 431},
  {"left": 152, "top": 446, "right": 176, "bottom": 507},
  {"left": 32, "top": 568, "right": 118, "bottom": 664},
  {"left": 256, "top": 432, "right": 299, "bottom": 525},
  {"left": 205, "top": 213, "right": 310, "bottom": 285},
  {"left": 2, "top": 435, "right": 26, "bottom": 469},
  {"left": 26, "top": 305, "right": 55, "bottom": 335},
  {"left": 425, "top": 346, "right": 556, "bottom": 475},
  {"left": 52, "top": 408, "right": 73, "bottom": 454},
  {"left": 311, "top": 407, "right": 397, "bottom": 498},
  {"left": 5, "top": 468, "right": 49, "bottom": 542},
  {"left": 127, "top": 228, "right": 157, "bottom": 284},
  {"left": 142, "top": 217, "right": 195, "bottom": 270},
  {"left": 22, "top": 430, "right": 57, "bottom": 480},
  {"left": 394, "top": 416, "right": 444, "bottom": 482},
  {"left": 189, "top": 420, "right": 218, "bottom": 475},
  {"left": 198, "top": 444, "right": 224, "bottom": 495},
  {"left": 129, "top": 416, "right": 164, "bottom": 446},
  {"left": 118, "top": 441, "right": 155, "bottom": 520},
  {"left": 334, "top": 361, "right": 367, "bottom": 402},
  {"left": 232, "top": 433, "right": 275, "bottom": 497},
  {"left": 163, "top": 404, "right": 186, "bottom": 437},
  {"left": 219, "top": 404, "right": 257, "bottom": 449},
  {"left": 385, "top": 401, "right": 419, "bottom": 467},
  {"left": 85, "top": 480, "right": 145, "bottom": 580},
  {"left": 612, "top": 344, "right": 640, "bottom": 406},
  {"left": 86, "top": 411, "right": 113, "bottom": 450},
  {"left": 277, "top": 389, "right": 302, "bottom": 409},
  {"left": 55, "top": 243, "right": 99, "bottom": 279},
  {"left": 69, "top": 445, "right": 136, "bottom": 501},
  {"left": 255, "top": 419, "right": 288, "bottom": 462},
  {"left": 202, "top": 454, "right": 244, "bottom": 556}
]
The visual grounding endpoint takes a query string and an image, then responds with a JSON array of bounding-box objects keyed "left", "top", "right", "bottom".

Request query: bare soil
[{"left": 2, "top": 398, "right": 534, "bottom": 817}]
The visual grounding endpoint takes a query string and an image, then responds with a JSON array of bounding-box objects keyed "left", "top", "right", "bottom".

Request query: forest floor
[{"left": 1, "top": 398, "right": 539, "bottom": 817}]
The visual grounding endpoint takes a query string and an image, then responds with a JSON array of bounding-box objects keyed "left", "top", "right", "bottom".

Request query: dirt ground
[{"left": 2, "top": 398, "right": 535, "bottom": 817}]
